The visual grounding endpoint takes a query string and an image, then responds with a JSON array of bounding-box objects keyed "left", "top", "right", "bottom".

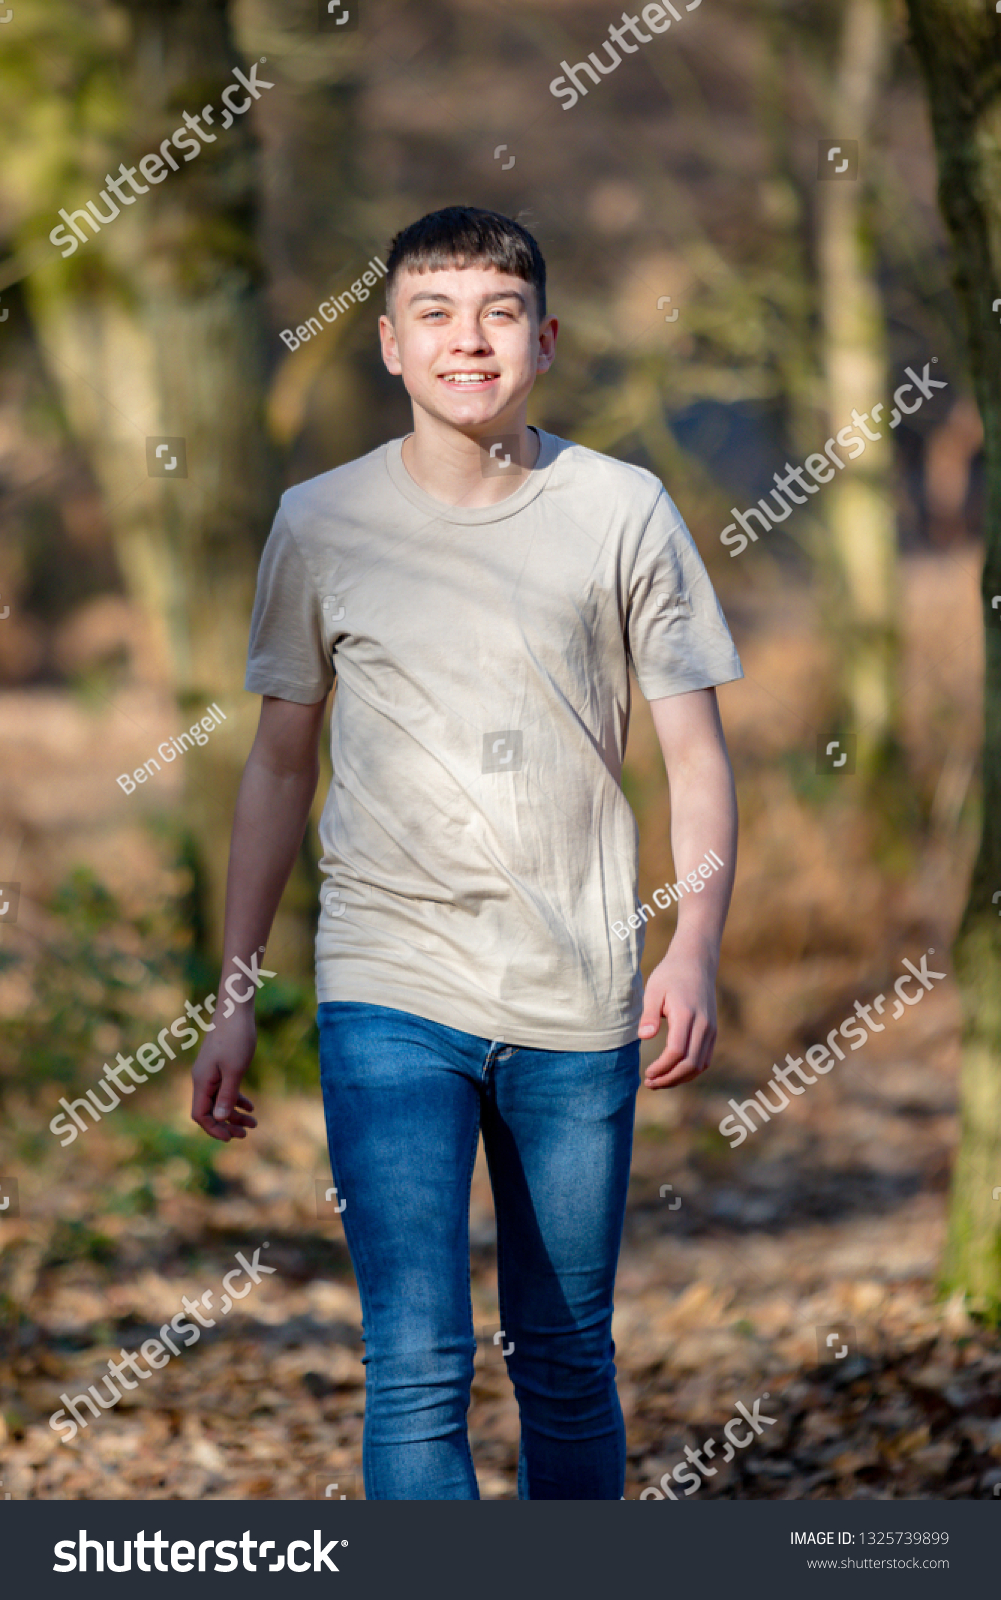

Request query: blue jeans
[{"left": 316, "top": 1001, "right": 640, "bottom": 1500}]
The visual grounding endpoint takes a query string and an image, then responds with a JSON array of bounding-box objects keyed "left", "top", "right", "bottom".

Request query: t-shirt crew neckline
[{"left": 384, "top": 427, "right": 559, "bottom": 525}]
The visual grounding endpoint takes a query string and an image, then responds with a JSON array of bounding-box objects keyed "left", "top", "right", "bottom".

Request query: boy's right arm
[{"left": 191, "top": 692, "right": 329, "bottom": 1141}]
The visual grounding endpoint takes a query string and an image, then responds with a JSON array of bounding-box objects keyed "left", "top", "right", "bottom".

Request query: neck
[{"left": 401, "top": 408, "right": 539, "bottom": 507}]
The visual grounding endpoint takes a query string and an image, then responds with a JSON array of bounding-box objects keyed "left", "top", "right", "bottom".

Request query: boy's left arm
[{"left": 639, "top": 685, "right": 737, "bottom": 1090}]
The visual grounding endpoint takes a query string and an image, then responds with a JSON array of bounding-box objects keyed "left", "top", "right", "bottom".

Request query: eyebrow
[{"left": 406, "top": 289, "right": 528, "bottom": 308}]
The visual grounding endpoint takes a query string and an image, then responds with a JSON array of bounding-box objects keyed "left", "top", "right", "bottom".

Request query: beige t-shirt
[{"left": 245, "top": 428, "right": 742, "bottom": 1049}]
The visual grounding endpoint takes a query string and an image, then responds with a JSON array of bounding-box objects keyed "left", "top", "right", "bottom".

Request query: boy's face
[{"left": 379, "top": 263, "right": 557, "bottom": 436}]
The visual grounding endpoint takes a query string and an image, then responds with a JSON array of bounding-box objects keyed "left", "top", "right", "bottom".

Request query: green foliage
[
  {"left": 114, "top": 1116, "right": 225, "bottom": 1196},
  {"left": 247, "top": 980, "right": 319, "bottom": 1094},
  {"left": 691, "top": 1120, "right": 742, "bottom": 1164},
  {"left": 0, "top": 863, "right": 320, "bottom": 1134},
  {"left": 0, "top": 866, "right": 182, "bottom": 1098},
  {"left": 42, "top": 1217, "right": 116, "bottom": 1270},
  {"left": 779, "top": 747, "right": 853, "bottom": 808}
]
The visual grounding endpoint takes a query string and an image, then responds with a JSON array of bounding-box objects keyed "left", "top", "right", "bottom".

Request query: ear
[
  {"left": 536, "top": 314, "right": 558, "bottom": 374},
  {"left": 379, "top": 313, "right": 402, "bottom": 375}
]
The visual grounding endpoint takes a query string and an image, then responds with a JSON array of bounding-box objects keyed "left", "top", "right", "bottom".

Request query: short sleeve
[
  {"left": 244, "top": 505, "right": 335, "bottom": 703},
  {"left": 626, "top": 490, "right": 743, "bottom": 701}
]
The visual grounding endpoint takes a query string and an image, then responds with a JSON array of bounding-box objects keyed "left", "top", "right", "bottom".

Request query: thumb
[
  {"left": 213, "top": 1067, "right": 244, "bottom": 1120},
  {"left": 638, "top": 983, "right": 666, "bottom": 1038}
]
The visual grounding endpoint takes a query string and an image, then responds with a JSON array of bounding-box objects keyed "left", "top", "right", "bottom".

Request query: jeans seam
[
  {"left": 459, "top": 1089, "right": 483, "bottom": 1494},
  {"left": 318, "top": 1054, "right": 381, "bottom": 1495},
  {"left": 494, "top": 1169, "right": 525, "bottom": 1497}
]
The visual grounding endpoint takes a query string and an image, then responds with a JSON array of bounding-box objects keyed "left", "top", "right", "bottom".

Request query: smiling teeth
[{"left": 443, "top": 373, "right": 495, "bottom": 383}]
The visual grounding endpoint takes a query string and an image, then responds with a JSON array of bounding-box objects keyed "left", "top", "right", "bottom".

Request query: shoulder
[
  {"left": 540, "top": 431, "right": 666, "bottom": 516},
  {"left": 278, "top": 439, "right": 395, "bottom": 533}
]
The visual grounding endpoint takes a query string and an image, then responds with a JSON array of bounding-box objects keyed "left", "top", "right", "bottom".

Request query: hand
[
  {"left": 637, "top": 945, "right": 718, "bottom": 1089},
  {"left": 191, "top": 1008, "right": 258, "bottom": 1141}
]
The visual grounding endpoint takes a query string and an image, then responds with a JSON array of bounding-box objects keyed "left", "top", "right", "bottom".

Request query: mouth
[{"left": 438, "top": 371, "right": 500, "bottom": 389}]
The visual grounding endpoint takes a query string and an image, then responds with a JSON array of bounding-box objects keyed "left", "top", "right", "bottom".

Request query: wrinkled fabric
[{"left": 246, "top": 429, "right": 742, "bottom": 1048}]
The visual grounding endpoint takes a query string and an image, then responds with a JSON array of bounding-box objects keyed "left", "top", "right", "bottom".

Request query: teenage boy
[{"left": 191, "top": 206, "right": 741, "bottom": 1501}]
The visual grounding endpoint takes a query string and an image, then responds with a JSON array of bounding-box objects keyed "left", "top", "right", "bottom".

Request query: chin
[{"left": 425, "top": 398, "right": 508, "bottom": 430}]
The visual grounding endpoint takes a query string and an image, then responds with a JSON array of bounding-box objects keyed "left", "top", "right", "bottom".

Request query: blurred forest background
[{"left": 0, "top": 0, "right": 999, "bottom": 1500}]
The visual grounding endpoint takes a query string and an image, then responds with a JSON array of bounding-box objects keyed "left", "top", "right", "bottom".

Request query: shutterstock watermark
[
  {"left": 719, "top": 950, "right": 948, "bottom": 1148},
  {"left": 0, "top": 881, "right": 20, "bottom": 923},
  {"left": 146, "top": 436, "right": 188, "bottom": 478},
  {"left": 612, "top": 851, "right": 725, "bottom": 941},
  {"left": 49, "top": 1244, "right": 277, "bottom": 1444},
  {"left": 53, "top": 1529, "right": 343, "bottom": 1574},
  {"left": 116, "top": 703, "right": 226, "bottom": 794},
  {"left": 636, "top": 1393, "right": 777, "bottom": 1498},
  {"left": 720, "top": 362, "right": 949, "bottom": 557},
  {"left": 549, "top": 3, "right": 703, "bottom": 110},
  {"left": 313, "top": 1472, "right": 359, "bottom": 1500},
  {"left": 479, "top": 433, "right": 529, "bottom": 478},
  {"left": 315, "top": 1179, "right": 347, "bottom": 1216},
  {"left": 817, "top": 1324, "right": 857, "bottom": 1364},
  {"left": 279, "top": 254, "right": 387, "bottom": 350},
  {"left": 49, "top": 952, "right": 276, "bottom": 1146},
  {"left": 483, "top": 730, "right": 523, "bottom": 772},
  {"left": 818, "top": 140, "right": 859, "bottom": 180},
  {"left": 49, "top": 61, "right": 275, "bottom": 258},
  {"left": 318, "top": 0, "right": 359, "bottom": 30}
]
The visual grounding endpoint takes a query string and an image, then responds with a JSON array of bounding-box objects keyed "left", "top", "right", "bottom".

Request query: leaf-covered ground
[
  {"left": 1, "top": 552, "right": 998, "bottom": 1499},
  {"left": 1, "top": 968, "right": 998, "bottom": 1502}
]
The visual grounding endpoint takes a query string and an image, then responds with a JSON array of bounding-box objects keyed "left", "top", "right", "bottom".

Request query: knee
[
  {"left": 368, "top": 1335, "right": 476, "bottom": 1396},
  {"left": 506, "top": 1328, "right": 615, "bottom": 1399}
]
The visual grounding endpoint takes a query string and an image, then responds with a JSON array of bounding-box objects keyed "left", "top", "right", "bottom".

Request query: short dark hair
[{"left": 384, "top": 206, "right": 547, "bottom": 320}]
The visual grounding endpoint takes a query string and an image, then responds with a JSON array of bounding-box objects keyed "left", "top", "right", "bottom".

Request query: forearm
[
  {"left": 217, "top": 748, "right": 319, "bottom": 994},
  {"left": 666, "top": 743, "right": 737, "bottom": 968},
  {"left": 640, "top": 688, "right": 737, "bottom": 1083},
  {"left": 191, "top": 695, "right": 326, "bottom": 1139},
  {"left": 648, "top": 687, "right": 738, "bottom": 971}
]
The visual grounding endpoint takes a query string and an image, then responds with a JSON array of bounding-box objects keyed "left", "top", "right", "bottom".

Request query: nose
[{"left": 450, "top": 316, "right": 492, "bottom": 353}]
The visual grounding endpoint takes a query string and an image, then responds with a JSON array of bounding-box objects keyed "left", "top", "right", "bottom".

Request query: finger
[
  {"left": 192, "top": 1073, "right": 242, "bottom": 1140},
  {"left": 202, "top": 1104, "right": 257, "bottom": 1140},
  {"left": 213, "top": 1100, "right": 259, "bottom": 1139},
  {"left": 646, "top": 1060, "right": 700, "bottom": 1090},
  {"left": 644, "top": 1009, "right": 694, "bottom": 1080},
  {"left": 191, "top": 1070, "right": 222, "bottom": 1126},
  {"left": 646, "top": 1020, "right": 712, "bottom": 1088},
  {"left": 212, "top": 1071, "right": 247, "bottom": 1121},
  {"left": 649, "top": 1032, "right": 717, "bottom": 1089},
  {"left": 646, "top": 1059, "right": 695, "bottom": 1088},
  {"left": 193, "top": 1113, "right": 234, "bottom": 1141},
  {"left": 680, "top": 1018, "right": 712, "bottom": 1077},
  {"left": 234, "top": 1092, "right": 255, "bottom": 1111},
  {"left": 225, "top": 1110, "right": 257, "bottom": 1129},
  {"left": 696, "top": 1025, "right": 717, "bottom": 1075}
]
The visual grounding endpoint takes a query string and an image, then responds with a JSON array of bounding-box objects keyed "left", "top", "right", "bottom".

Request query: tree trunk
[
  {"left": 904, "top": 0, "right": 1001, "bottom": 1313},
  {"left": 818, "top": 0, "right": 899, "bottom": 780},
  {"left": 25, "top": 0, "right": 316, "bottom": 980}
]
